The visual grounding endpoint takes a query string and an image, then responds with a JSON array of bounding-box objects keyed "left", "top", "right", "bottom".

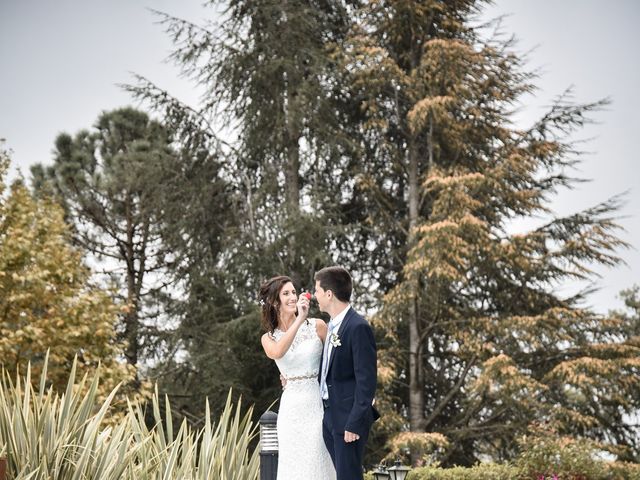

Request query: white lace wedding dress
[{"left": 271, "top": 318, "right": 336, "bottom": 480}]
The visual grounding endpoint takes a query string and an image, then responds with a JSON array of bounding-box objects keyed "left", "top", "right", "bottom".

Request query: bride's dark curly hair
[{"left": 258, "top": 275, "right": 294, "bottom": 333}]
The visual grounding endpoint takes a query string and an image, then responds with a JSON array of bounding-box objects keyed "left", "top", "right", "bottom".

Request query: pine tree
[
  {"left": 0, "top": 145, "right": 136, "bottom": 399},
  {"left": 31, "top": 108, "right": 179, "bottom": 373},
  {"left": 125, "top": 1, "right": 359, "bottom": 292},
  {"left": 340, "top": 0, "right": 638, "bottom": 465}
]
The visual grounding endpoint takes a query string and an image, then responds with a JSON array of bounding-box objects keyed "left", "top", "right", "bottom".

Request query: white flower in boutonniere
[{"left": 329, "top": 332, "right": 341, "bottom": 348}]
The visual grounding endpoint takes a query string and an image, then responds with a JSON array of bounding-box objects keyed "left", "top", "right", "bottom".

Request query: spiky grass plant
[
  {"left": 127, "top": 388, "right": 260, "bottom": 479},
  {"left": 0, "top": 355, "right": 259, "bottom": 479}
]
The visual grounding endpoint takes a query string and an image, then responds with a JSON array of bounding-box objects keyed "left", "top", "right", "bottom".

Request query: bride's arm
[
  {"left": 260, "top": 297, "right": 309, "bottom": 360},
  {"left": 261, "top": 326, "right": 301, "bottom": 360}
]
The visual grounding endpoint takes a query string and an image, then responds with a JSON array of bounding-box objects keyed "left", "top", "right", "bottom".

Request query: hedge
[{"left": 364, "top": 462, "right": 640, "bottom": 480}]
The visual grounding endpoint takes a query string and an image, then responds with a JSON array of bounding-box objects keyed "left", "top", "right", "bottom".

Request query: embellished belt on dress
[{"left": 284, "top": 373, "right": 317, "bottom": 386}]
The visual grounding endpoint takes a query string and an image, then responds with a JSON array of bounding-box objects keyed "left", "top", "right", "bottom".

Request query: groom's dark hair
[{"left": 314, "top": 266, "right": 352, "bottom": 302}]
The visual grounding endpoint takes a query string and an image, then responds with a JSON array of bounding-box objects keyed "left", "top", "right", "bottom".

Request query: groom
[{"left": 315, "top": 266, "right": 379, "bottom": 480}]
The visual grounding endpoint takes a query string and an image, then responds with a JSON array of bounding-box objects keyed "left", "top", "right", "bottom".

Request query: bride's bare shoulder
[
  {"left": 261, "top": 331, "right": 276, "bottom": 344},
  {"left": 311, "top": 318, "right": 328, "bottom": 339}
]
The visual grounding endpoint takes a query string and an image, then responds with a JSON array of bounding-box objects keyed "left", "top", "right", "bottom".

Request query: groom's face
[{"left": 314, "top": 281, "right": 328, "bottom": 313}]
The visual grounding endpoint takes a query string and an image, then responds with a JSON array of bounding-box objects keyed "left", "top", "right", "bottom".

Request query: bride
[{"left": 259, "top": 275, "right": 336, "bottom": 480}]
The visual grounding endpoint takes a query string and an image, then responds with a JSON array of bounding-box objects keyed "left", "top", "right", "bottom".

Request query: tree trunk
[
  {"left": 284, "top": 73, "right": 302, "bottom": 282},
  {"left": 408, "top": 136, "right": 426, "bottom": 432},
  {"left": 284, "top": 83, "right": 301, "bottom": 215},
  {"left": 123, "top": 194, "right": 139, "bottom": 367}
]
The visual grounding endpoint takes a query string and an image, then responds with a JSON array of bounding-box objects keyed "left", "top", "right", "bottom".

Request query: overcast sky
[{"left": 1, "top": 0, "right": 638, "bottom": 313}]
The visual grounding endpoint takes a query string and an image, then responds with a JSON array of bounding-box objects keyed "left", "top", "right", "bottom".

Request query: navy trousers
[{"left": 322, "top": 404, "right": 368, "bottom": 480}]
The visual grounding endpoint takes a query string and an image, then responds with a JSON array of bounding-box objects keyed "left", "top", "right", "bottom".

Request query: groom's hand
[{"left": 344, "top": 430, "right": 360, "bottom": 443}]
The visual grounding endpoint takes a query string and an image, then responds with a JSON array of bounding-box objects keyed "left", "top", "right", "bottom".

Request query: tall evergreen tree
[
  {"left": 126, "top": 0, "right": 359, "bottom": 293},
  {"left": 340, "top": 0, "right": 638, "bottom": 465}
]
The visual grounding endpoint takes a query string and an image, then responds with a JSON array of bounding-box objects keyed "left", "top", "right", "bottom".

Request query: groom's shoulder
[{"left": 348, "top": 307, "right": 370, "bottom": 326}]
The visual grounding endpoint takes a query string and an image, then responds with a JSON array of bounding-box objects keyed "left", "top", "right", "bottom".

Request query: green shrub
[
  {"left": 516, "top": 431, "right": 602, "bottom": 479},
  {"left": 514, "top": 429, "right": 640, "bottom": 480},
  {"left": 608, "top": 462, "right": 640, "bottom": 480},
  {"left": 396, "top": 462, "right": 640, "bottom": 480},
  {"left": 407, "top": 463, "right": 520, "bottom": 480}
]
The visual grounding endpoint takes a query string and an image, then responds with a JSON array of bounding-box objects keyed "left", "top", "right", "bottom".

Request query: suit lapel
[{"left": 327, "top": 306, "right": 354, "bottom": 374}]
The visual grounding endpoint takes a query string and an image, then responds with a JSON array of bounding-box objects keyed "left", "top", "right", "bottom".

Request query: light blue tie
[{"left": 320, "top": 320, "right": 337, "bottom": 400}]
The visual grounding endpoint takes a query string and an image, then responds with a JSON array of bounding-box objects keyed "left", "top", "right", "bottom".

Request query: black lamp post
[
  {"left": 372, "top": 463, "right": 390, "bottom": 480},
  {"left": 259, "top": 410, "right": 278, "bottom": 480},
  {"left": 387, "top": 459, "right": 411, "bottom": 480}
]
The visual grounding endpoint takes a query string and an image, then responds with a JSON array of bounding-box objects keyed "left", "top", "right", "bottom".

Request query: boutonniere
[{"left": 329, "top": 332, "right": 342, "bottom": 348}]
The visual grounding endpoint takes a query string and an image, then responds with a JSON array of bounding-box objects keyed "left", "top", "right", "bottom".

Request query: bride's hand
[{"left": 296, "top": 295, "right": 309, "bottom": 322}]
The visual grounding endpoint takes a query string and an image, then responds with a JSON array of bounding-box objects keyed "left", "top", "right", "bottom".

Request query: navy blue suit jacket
[{"left": 320, "top": 307, "right": 380, "bottom": 437}]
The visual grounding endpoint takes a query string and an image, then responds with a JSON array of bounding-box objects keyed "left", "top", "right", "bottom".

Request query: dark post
[
  {"left": 0, "top": 456, "right": 6, "bottom": 480},
  {"left": 259, "top": 410, "right": 278, "bottom": 480}
]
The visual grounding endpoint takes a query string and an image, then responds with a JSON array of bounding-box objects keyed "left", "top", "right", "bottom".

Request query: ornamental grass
[{"left": 0, "top": 355, "right": 259, "bottom": 479}]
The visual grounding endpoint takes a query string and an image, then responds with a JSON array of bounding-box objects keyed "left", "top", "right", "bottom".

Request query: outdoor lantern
[
  {"left": 259, "top": 410, "right": 278, "bottom": 452},
  {"left": 387, "top": 459, "right": 411, "bottom": 480},
  {"left": 372, "top": 463, "right": 390, "bottom": 480},
  {"left": 259, "top": 410, "right": 278, "bottom": 480}
]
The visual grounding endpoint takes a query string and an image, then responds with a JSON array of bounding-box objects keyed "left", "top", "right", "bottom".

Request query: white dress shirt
[{"left": 320, "top": 304, "right": 351, "bottom": 400}]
